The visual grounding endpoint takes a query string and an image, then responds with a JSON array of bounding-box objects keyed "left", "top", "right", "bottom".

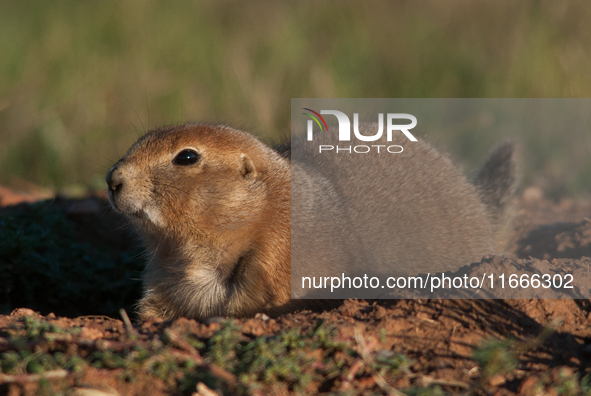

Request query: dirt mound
[{"left": 1, "top": 187, "right": 591, "bottom": 395}]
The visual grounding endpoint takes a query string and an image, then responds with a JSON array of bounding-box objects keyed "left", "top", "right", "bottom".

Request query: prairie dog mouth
[
  {"left": 108, "top": 197, "right": 151, "bottom": 224},
  {"left": 107, "top": 194, "right": 138, "bottom": 216}
]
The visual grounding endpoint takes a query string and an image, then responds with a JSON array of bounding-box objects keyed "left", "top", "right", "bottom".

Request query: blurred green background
[{"left": 0, "top": 1, "right": 590, "bottom": 196}]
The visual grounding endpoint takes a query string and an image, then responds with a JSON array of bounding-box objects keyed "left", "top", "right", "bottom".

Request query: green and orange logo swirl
[{"left": 302, "top": 108, "right": 329, "bottom": 132}]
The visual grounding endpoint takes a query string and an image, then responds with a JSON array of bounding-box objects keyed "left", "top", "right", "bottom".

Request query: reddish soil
[{"left": 1, "top": 185, "right": 591, "bottom": 395}]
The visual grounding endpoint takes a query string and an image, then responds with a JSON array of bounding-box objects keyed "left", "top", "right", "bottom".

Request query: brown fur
[{"left": 106, "top": 123, "right": 519, "bottom": 320}]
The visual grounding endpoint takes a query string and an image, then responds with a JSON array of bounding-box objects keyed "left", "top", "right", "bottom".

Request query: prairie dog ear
[{"left": 240, "top": 153, "right": 257, "bottom": 179}]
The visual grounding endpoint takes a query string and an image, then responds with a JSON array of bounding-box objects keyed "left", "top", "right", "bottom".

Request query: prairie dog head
[{"left": 106, "top": 124, "right": 274, "bottom": 241}]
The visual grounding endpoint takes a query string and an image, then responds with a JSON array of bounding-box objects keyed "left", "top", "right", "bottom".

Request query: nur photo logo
[{"left": 302, "top": 108, "right": 418, "bottom": 153}]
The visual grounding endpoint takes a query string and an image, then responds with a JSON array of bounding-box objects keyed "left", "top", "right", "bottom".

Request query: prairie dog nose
[{"left": 106, "top": 165, "right": 123, "bottom": 194}]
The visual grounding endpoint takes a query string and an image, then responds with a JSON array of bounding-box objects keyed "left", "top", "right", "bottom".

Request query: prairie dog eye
[{"left": 173, "top": 149, "right": 200, "bottom": 166}]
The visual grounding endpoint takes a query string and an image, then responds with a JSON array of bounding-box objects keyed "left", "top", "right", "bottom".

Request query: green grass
[
  {"left": 473, "top": 338, "right": 518, "bottom": 382},
  {"left": 0, "top": 1, "right": 591, "bottom": 194},
  {"left": 3, "top": 317, "right": 591, "bottom": 395},
  {"left": 0, "top": 318, "right": 412, "bottom": 395}
]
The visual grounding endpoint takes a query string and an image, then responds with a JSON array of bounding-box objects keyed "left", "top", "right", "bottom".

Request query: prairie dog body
[{"left": 106, "top": 123, "right": 518, "bottom": 320}]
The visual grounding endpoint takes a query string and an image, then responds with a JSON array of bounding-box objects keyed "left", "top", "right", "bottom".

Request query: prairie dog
[{"left": 106, "top": 123, "right": 518, "bottom": 320}]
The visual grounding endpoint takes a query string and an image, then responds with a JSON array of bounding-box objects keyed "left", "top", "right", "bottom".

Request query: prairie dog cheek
[
  {"left": 185, "top": 181, "right": 261, "bottom": 228},
  {"left": 143, "top": 205, "right": 166, "bottom": 228}
]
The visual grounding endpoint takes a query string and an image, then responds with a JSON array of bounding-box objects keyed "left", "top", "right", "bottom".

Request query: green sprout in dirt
[
  {"left": 372, "top": 350, "right": 409, "bottom": 377},
  {"left": 403, "top": 386, "right": 445, "bottom": 396},
  {"left": 238, "top": 330, "right": 314, "bottom": 388},
  {"left": 22, "top": 316, "right": 65, "bottom": 340},
  {"left": 205, "top": 320, "right": 243, "bottom": 369},
  {"left": 553, "top": 370, "right": 591, "bottom": 396},
  {"left": 1, "top": 349, "right": 85, "bottom": 376},
  {"left": 473, "top": 338, "right": 517, "bottom": 381},
  {"left": 581, "top": 374, "right": 591, "bottom": 396}
]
